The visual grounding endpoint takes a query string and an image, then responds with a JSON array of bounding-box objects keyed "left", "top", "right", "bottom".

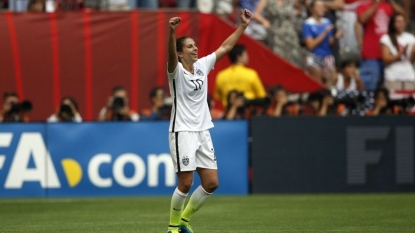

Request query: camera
[
  {"left": 334, "top": 91, "right": 369, "bottom": 116},
  {"left": 110, "top": 97, "right": 128, "bottom": 121},
  {"left": 3, "top": 100, "right": 33, "bottom": 122},
  {"left": 389, "top": 97, "right": 415, "bottom": 114},
  {"left": 58, "top": 104, "right": 74, "bottom": 122},
  {"left": 112, "top": 97, "right": 125, "bottom": 111}
]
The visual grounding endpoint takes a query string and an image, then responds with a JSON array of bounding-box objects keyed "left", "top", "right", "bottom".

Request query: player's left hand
[{"left": 240, "top": 9, "right": 252, "bottom": 26}]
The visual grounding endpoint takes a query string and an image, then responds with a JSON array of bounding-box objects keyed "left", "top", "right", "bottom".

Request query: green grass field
[{"left": 0, "top": 194, "right": 414, "bottom": 233}]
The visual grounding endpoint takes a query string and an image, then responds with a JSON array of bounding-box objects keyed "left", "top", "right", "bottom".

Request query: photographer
[
  {"left": 141, "top": 87, "right": 171, "bottom": 121},
  {"left": 307, "top": 89, "right": 340, "bottom": 116},
  {"left": 98, "top": 86, "right": 139, "bottom": 122},
  {"left": 365, "top": 87, "right": 391, "bottom": 116},
  {"left": 223, "top": 90, "right": 247, "bottom": 120},
  {"left": 267, "top": 85, "right": 299, "bottom": 117},
  {"left": 0, "top": 91, "right": 31, "bottom": 123},
  {"left": 47, "top": 97, "right": 82, "bottom": 122}
]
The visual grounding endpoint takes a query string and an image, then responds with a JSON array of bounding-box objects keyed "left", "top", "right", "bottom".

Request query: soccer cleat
[
  {"left": 167, "top": 225, "right": 181, "bottom": 233},
  {"left": 179, "top": 218, "right": 193, "bottom": 233},
  {"left": 179, "top": 225, "right": 193, "bottom": 233}
]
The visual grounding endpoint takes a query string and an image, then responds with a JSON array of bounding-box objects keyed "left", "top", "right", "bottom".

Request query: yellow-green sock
[
  {"left": 181, "top": 185, "right": 212, "bottom": 223},
  {"left": 169, "top": 187, "right": 188, "bottom": 227}
]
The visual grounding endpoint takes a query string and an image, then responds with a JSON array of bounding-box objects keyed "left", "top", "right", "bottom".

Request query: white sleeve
[
  {"left": 380, "top": 35, "right": 396, "bottom": 54},
  {"left": 199, "top": 52, "right": 217, "bottom": 75},
  {"left": 379, "top": 34, "right": 389, "bottom": 45},
  {"left": 404, "top": 34, "right": 415, "bottom": 57},
  {"left": 206, "top": 52, "right": 216, "bottom": 72},
  {"left": 167, "top": 62, "right": 180, "bottom": 79}
]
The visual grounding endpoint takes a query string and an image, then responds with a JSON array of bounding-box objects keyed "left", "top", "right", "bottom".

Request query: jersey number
[{"left": 190, "top": 79, "right": 204, "bottom": 91}]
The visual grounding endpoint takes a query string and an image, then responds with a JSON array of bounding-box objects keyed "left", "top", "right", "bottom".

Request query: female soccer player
[{"left": 166, "top": 9, "right": 252, "bottom": 233}]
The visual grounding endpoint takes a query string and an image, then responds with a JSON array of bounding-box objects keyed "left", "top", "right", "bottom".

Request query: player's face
[{"left": 179, "top": 38, "right": 198, "bottom": 64}]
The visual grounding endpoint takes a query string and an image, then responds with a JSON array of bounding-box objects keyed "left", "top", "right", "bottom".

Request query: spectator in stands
[
  {"left": 294, "top": 0, "right": 308, "bottom": 43},
  {"left": 9, "top": 0, "right": 28, "bottom": 11},
  {"left": 54, "top": 0, "right": 83, "bottom": 12},
  {"left": 381, "top": 13, "right": 415, "bottom": 91},
  {"left": 340, "top": 0, "right": 370, "bottom": 52},
  {"left": 240, "top": 0, "right": 267, "bottom": 41},
  {"left": 196, "top": 0, "right": 214, "bottom": 12},
  {"left": 357, "top": 0, "right": 406, "bottom": 92},
  {"left": 160, "top": 0, "right": 176, "bottom": 7},
  {"left": 215, "top": 0, "right": 240, "bottom": 25},
  {"left": 307, "top": 89, "right": 338, "bottom": 116},
  {"left": 0, "top": 91, "right": 31, "bottom": 123},
  {"left": 0, "top": 0, "right": 7, "bottom": 9},
  {"left": 223, "top": 90, "right": 247, "bottom": 120},
  {"left": 98, "top": 86, "right": 139, "bottom": 122},
  {"left": 214, "top": 44, "right": 267, "bottom": 108},
  {"left": 400, "top": 0, "right": 415, "bottom": 34},
  {"left": 177, "top": 0, "right": 195, "bottom": 9},
  {"left": 266, "top": 85, "right": 299, "bottom": 117},
  {"left": 140, "top": 87, "right": 170, "bottom": 121},
  {"left": 319, "top": 0, "right": 345, "bottom": 67},
  {"left": 334, "top": 59, "right": 365, "bottom": 92},
  {"left": 102, "top": 0, "right": 131, "bottom": 11},
  {"left": 254, "top": 0, "right": 305, "bottom": 67},
  {"left": 47, "top": 97, "right": 82, "bottom": 122},
  {"left": 365, "top": 87, "right": 390, "bottom": 115},
  {"left": 302, "top": 0, "right": 342, "bottom": 86},
  {"left": 138, "top": 0, "right": 158, "bottom": 8},
  {"left": 27, "top": 0, "right": 46, "bottom": 12}
]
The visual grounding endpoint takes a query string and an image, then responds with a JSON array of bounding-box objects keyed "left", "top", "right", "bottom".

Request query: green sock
[
  {"left": 181, "top": 185, "right": 212, "bottom": 223},
  {"left": 169, "top": 187, "right": 188, "bottom": 227}
]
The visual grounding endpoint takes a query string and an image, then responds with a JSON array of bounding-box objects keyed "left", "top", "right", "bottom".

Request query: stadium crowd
[{"left": 1, "top": 0, "right": 415, "bottom": 122}]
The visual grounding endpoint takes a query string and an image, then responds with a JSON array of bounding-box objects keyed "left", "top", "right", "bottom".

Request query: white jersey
[
  {"left": 336, "top": 73, "right": 357, "bottom": 92},
  {"left": 168, "top": 52, "right": 216, "bottom": 132},
  {"left": 380, "top": 33, "right": 415, "bottom": 82}
]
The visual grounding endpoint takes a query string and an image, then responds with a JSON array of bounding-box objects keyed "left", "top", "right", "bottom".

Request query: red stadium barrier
[{"left": 0, "top": 10, "right": 323, "bottom": 121}]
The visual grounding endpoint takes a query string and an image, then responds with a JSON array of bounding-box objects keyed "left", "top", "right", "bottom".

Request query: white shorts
[{"left": 168, "top": 130, "right": 217, "bottom": 173}]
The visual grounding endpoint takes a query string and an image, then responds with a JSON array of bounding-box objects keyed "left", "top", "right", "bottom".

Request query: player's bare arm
[
  {"left": 168, "top": 17, "right": 181, "bottom": 73},
  {"left": 214, "top": 9, "right": 252, "bottom": 62}
]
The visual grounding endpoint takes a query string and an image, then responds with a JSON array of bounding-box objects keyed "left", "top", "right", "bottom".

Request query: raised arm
[
  {"left": 168, "top": 17, "right": 181, "bottom": 73},
  {"left": 402, "top": 0, "right": 411, "bottom": 22},
  {"left": 323, "top": 0, "right": 344, "bottom": 10},
  {"left": 253, "top": 0, "right": 270, "bottom": 29},
  {"left": 358, "top": 2, "right": 379, "bottom": 24},
  {"left": 390, "top": 1, "right": 407, "bottom": 22},
  {"left": 215, "top": 9, "right": 252, "bottom": 62}
]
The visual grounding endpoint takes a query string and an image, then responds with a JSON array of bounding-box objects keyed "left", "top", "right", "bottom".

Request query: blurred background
[{"left": 0, "top": 0, "right": 414, "bottom": 197}]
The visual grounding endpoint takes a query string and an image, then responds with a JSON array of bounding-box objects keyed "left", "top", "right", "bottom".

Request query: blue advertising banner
[
  {"left": 0, "top": 124, "right": 47, "bottom": 197},
  {"left": 0, "top": 121, "right": 248, "bottom": 197}
]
